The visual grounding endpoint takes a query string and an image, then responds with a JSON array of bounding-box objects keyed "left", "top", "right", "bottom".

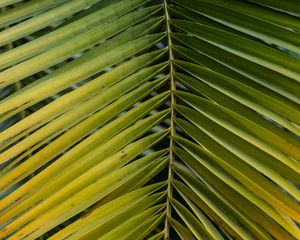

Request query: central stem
[{"left": 163, "top": 0, "right": 176, "bottom": 239}]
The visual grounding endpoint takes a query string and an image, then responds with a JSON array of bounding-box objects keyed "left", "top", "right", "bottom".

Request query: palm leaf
[{"left": 0, "top": 0, "right": 299, "bottom": 239}]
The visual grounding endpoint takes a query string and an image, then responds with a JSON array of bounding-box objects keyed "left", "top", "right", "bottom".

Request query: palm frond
[{"left": 0, "top": 0, "right": 300, "bottom": 239}]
